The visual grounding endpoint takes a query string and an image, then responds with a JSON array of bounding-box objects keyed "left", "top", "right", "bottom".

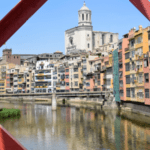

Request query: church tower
[{"left": 78, "top": 2, "right": 92, "bottom": 26}]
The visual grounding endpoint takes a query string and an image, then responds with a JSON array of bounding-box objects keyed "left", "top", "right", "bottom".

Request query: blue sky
[{"left": 0, "top": 0, "right": 150, "bottom": 56}]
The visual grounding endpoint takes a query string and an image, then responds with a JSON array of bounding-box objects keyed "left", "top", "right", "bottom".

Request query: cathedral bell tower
[{"left": 78, "top": 2, "right": 92, "bottom": 26}]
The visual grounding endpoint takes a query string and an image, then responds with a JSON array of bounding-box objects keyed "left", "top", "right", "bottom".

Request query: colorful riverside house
[
  {"left": 119, "top": 33, "right": 129, "bottom": 102},
  {"left": 0, "top": 79, "right": 5, "bottom": 94},
  {"left": 65, "top": 65, "right": 70, "bottom": 92},
  {"left": 100, "top": 53, "right": 113, "bottom": 92},
  {"left": 134, "top": 25, "right": 145, "bottom": 103},
  {"left": 124, "top": 28, "right": 136, "bottom": 102},
  {"left": 56, "top": 63, "right": 65, "bottom": 92},
  {"left": 143, "top": 26, "right": 150, "bottom": 105},
  {"left": 100, "top": 56, "right": 106, "bottom": 91},
  {"left": 35, "top": 60, "right": 54, "bottom": 93}
]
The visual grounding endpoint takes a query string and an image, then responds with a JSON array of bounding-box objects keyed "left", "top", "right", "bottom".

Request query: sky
[{"left": 0, "top": 0, "right": 150, "bottom": 56}]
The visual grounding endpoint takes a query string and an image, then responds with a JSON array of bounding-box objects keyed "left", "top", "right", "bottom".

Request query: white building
[
  {"left": 65, "top": 2, "right": 118, "bottom": 54},
  {"left": 34, "top": 60, "right": 54, "bottom": 93}
]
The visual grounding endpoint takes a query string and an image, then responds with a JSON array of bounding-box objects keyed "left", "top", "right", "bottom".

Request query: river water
[{"left": 0, "top": 102, "right": 150, "bottom": 150}]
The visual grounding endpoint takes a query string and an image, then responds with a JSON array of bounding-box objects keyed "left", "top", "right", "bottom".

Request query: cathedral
[{"left": 65, "top": 2, "right": 118, "bottom": 54}]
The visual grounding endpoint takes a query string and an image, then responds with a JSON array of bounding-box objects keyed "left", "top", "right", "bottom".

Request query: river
[{"left": 0, "top": 102, "right": 150, "bottom": 150}]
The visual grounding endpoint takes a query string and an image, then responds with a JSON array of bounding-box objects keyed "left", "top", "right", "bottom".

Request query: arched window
[
  {"left": 102, "top": 34, "right": 105, "bottom": 45},
  {"left": 82, "top": 14, "right": 84, "bottom": 21},
  {"left": 110, "top": 35, "right": 113, "bottom": 42},
  {"left": 88, "top": 43, "right": 90, "bottom": 48},
  {"left": 86, "top": 14, "right": 88, "bottom": 20}
]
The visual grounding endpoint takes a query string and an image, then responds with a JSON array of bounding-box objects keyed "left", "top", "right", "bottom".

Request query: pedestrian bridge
[{"left": 0, "top": 91, "right": 110, "bottom": 98}]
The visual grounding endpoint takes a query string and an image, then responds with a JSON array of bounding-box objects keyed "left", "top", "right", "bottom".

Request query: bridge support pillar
[{"left": 52, "top": 93, "right": 57, "bottom": 111}]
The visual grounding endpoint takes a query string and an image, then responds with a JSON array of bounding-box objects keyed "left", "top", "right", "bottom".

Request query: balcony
[
  {"left": 125, "top": 48, "right": 129, "bottom": 51},
  {"left": 1, "top": 69, "right": 6, "bottom": 72},
  {"left": 101, "top": 66, "right": 106, "bottom": 73}
]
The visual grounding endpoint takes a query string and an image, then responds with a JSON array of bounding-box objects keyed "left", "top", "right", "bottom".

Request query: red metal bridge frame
[{"left": 0, "top": 0, "right": 47, "bottom": 47}]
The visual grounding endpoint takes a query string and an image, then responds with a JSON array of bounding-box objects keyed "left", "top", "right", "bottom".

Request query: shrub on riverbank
[{"left": 0, "top": 108, "right": 20, "bottom": 119}]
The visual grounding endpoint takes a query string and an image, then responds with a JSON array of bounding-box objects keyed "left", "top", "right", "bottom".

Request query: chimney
[{"left": 139, "top": 25, "right": 142, "bottom": 31}]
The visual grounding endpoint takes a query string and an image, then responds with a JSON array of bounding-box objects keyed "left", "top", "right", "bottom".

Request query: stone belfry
[{"left": 78, "top": 2, "right": 92, "bottom": 26}]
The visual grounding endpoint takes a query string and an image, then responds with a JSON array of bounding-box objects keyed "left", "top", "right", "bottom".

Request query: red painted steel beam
[
  {"left": 129, "top": 0, "right": 150, "bottom": 21},
  {"left": 0, "top": 0, "right": 47, "bottom": 47},
  {"left": 0, "top": 125, "right": 27, "bottom": 150}
]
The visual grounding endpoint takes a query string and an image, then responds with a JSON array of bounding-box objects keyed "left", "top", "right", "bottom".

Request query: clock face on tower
[{"left": 69, "top": 37, "right": 73, "bottom": 45}]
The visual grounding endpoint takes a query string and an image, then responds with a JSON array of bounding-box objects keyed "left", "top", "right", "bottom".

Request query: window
[
  {"left": 149, "top": 46, "right": 150, "bottom": 51},
  {"left": 131, "top": 74, "right": 135, "bottom": 84},
  {"left": 87, "top": 44, "right": 90, "bottom": 48},
  {"left": 131, "top": 88, "right": 135, "bottom": 98},
  {"left": 137, "top": 92, "right": 143, "bottom": 99},
  {"left": 148, "top": 33, "right": 150, "bottom": 40},
  {"left": 102, "top": 34, "right": 105, "bottom": 45},
  {"left": 66, "top": 82, "right": 69, "bottom": 86},
  {"left": 0, "top": 83, "right": 4, "bottom": 86},
  {"left": 53, "top": 76, "right": 57, "bottom": 79},
  {"left": 131, "top": 51, "right": 135, "bottom": 57},
  {"left": 125, "top": 52, "right": 130, "bottom": 59},
  {"left": 132, "top": 62, "right": 135, "bottom": 70},
  {"left": 106, "top": 67, "right": 112, "bottom": 74},
  {"left": 118, "top": 52, "right": 122, "bottom": 59},
  {"left": 119, "top": 80, "right": 123, "bottom": 87},
  {"left": 27, "top": 84, "right": 29, "bottom": 87},
  {"left": 74, "top": 74, "right": 78, "bottom": 78},
  {"left": 126, "top": 88, "right": 130, "bottom": 97},
  {"left": 125, "top": 63, "right": 130, "bottom": 71},
  {"left": 66, "top": 69, "right": 69, "bottom": 72},
  {"left": 145, "top": 89, "right": 149, "bottom": 98},
  {"left": 106, "top": 79, "right": 111, "bottom": 86},
  {"left": 82, "top": 14, "right": 84, "bottom": 20},
  {"left": 86, "top": 82, "right": 90, "bottom": 86},
  {"left": 65, "top": 75, "right": 69, "bottom": 79},
  {"left": 119, "top": 71, "right": 122, "bottom": 78},
  {"left": 137, "top": 36, "right": 142, "bottom": 43},
  {"left": 53, "top": 81, "right": 57, "bottom": 86},
  {"left": 31, "top": 83, "right": 34, "bottom": 86},
  {"left": 110, "top": 35, "right": 113, "bottom": 43},
  {"left": 119, "top": 63, "right": 122, "bottom": 69},
  {"left": 86, "top": 14, "right": 88, "bottom": 20},
  {"left": 87, "top": 34, "right": 89, "bottom": 37},
  {"left": 144, "top": 59, "right": 148, "bottom": 67},
  {"left": 14, "top": 56, "right": 15, "bottom": 58},
  {"left": 74, "top": 82, "right": 78, "bottom": 86},
  {"left": 138, "top": 74, "right": 143, "bottom": 84},
  {"left": 98, "top": 81, "right": 100, "bottom": 85},
  {"left": 7, "top": 79, "right": 10, "bottom": 81},
  {"left": 27, "top": 79, "right": 29, "bottom": 82},
  {"left": 130, "top": 39, "right": 135, "bottom": 47},
  {"left": 83, "top": 59, "right": 86, "bottom": 63},
  {"left": 74, "top": 68, "right": 78, "bottom": 72},
  {"left": 145, "top": 73, "right": 149, "bottom": 82},
  {"left": 83, "top": 67, "right": 87, "bottom": 71},
  {"left": 120, "top": 90, "right": 123, "bottom": 97},
  {"left": 119, "top": 42, "right": 122, "bottom": 50},
  {"left": 126, "top": 75, "right": 130, "bottom": 84}
]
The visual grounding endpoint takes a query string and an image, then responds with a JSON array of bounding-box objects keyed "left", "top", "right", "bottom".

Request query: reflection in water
[{"left": 0, "top": 103, "right": 150, "bottom": 150}]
